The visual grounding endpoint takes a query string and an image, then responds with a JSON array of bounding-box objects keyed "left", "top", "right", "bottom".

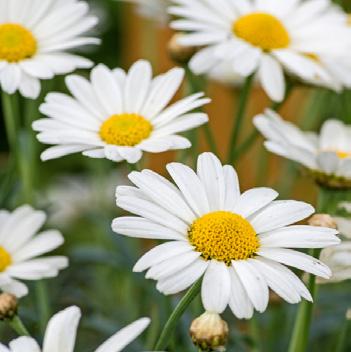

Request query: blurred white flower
[
  {"left": 113, "top": 152, "right": 339, "bottom": 319},
  {"left": 254, "top": 109, "right": 351, "bottom": 187},
  {"left": 169, "top": 0, "right": 351, "bottom": 102},
  {"left": 0, "top": 306, "right": 150, "bottom": 352},
  {"left": 0, "top": 0, "right": 100, "bottom": 99},
  {"left": 319, "top": 241, "right": 351, "bottom": 284},
  {"left": 120, "top": 0, "right": 169, "bottom": 25},
  {"left": 33, "top": 60, "right": 210, "bottom": 164},
  {"left": 45, "top": 171, "right": 125, "bottom": 227},
  {"left": 0, "top": 205, "right": 67, "bottom": 298}
]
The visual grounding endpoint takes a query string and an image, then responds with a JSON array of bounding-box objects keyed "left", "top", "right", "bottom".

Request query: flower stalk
[{"left": 154, "top": 278, "right": 202, "bottom": 351}]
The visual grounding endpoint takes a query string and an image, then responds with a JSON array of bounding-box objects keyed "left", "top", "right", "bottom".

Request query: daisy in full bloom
[
  {"left": 113, "top": 152, "right": 339, "bottom": 319},
  {"left": 0, "top": 205, "right": 68, "bottom": 298},
  {"left": 0, "top": 306, "right": 150, "bottom": 352},
  {"left": 33, "top": 60, "right": 210, "bottom": 163},
  {"left": 254, "top": 109, "right": 351, "bottom": 187},
  {"left": 169, "top": 0, "right": 351, "bottom": 102},
  {"left": 0, "top": 0, "right": 99, "bottom": 99}
]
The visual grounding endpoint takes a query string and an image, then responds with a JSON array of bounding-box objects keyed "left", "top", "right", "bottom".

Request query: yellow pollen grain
[
  {"left": 99, "top": 113, "right": 153, "bottom": 146},
  {"left": 0, "top": 246, "right": 12, "bottom": 272},
  {"left": 188, "top": 211, "right": 260, "bottom": 265},
  {"left": 233, "top": 13, "right": 290, "bottom": 51},
  {"left": 304, "top": 52, "right": 320, "bottom": 62},
  {"left": 0, "top": 23, "right": 37, "bottom": 62}
]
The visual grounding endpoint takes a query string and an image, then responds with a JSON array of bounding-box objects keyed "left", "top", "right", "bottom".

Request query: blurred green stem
[
  {"left": 288, "top": 186, "right": 334, "bottom": 352},
  {"left": 2, "top": 92, "right": 19, "bottom": 157},
  {"left": 227, "top": 74, "right": 254, "bottom": 164},
  {"left": 36, "top": 281, "right": 51, "bottom": 334},
  {"left": 154, "top": 279, "right": 202, "bottom": 351},
  {"left": 8, "top": 315, "right": 30, "bottom": 336},
  {"left": 231, "top": 82, "right": 294, "bottom": 162},
  {"left": 335, "top": 315, "right": 351, "bottom": 352}
]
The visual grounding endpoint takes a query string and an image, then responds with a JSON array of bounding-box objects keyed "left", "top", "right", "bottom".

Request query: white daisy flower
[
  {"left": 0, "top": 0, "right": 100, "bottom": 99},
  {"left": 319, "top": 241, "right": 351, "bottom": 284},
  {"left": 169, "top": 0, "right": 351, "bottom": 102},
  {"left": 33, "top": 60, "right": 210, "bottom": 164},
  {"left": 0, "top": 205, "right": 68, "bottom": 298},
  {"left": 0, "top": 306, "right": 150, "bottom": 352},
  {"left": 120, "top": 0, "right": 169, "bottom": 25},
  {"left": 112, "top": 152, "right": 339, "bottom": 319},
  {"left": 254, "top": 109, "right": 351, "bottom": 187}
]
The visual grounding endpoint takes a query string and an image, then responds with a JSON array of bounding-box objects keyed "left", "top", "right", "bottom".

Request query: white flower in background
[
  {"left": 120, "top": 0, "right": 169, "bottom": 25},
  {"left": 169, "top": 0, "right": 351, "bottom": 102},
  {"left": 0, "top": 205, "right": 68, "bottom": 298},
  {"left": 113, "top": 152, "right": 339, "bottom": 319},
  {"left": 0, "top": 0, "right": 100, "bottom": 99},
  {"left": 33, "top": 60, "right": 210, "bottom": 164},
  {"left": 319, "top": 241, "right": 351, "bottom": 284},
  {"left": 254, "top": 109, "right": 351, "bottom": 186},
  {"left": 44, "top": 171, "right": 125, "bottom": 228},
  {"left": 0, "top": 306, "right": 150, "bottom": 352}
]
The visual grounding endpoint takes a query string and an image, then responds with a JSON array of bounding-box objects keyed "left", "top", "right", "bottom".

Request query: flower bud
[
  {"left": 168, "top": 33, "right": 198, "bottom": 65},
  {"left": 190, "top": 311, "right": 229, "bottom": 351},
  {"left": 346, "top": 308, "right": 351, "bottom": 321},
  {"left": 308, "top": 214, "right": 337, "bottom": 229},
  {"left": 0, "top": 293, "right": 17, "bottom": 320}
]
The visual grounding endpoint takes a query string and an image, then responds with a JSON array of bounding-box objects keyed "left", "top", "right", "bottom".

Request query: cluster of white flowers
[{"left": 1, "top": 0, "right": 351, "bottom": 351}]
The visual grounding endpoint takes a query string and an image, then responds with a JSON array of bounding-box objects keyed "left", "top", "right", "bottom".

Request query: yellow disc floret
[
  {"left": 188, "top": 211, "right": 260, "bottom": 265},
  {"left": 0, "top": 246, "right": 12, "bottom": 272},
  {"left": 99, "top": 113, "right": 153, "bottom": 146},
  {"left": 0, "top": 23, "right": 37, "bottom": 62},
  {"left": 233, "top": 13, "right": 290, "bottom": 51},
  {"left": 336, "top": 151, "right": 351, "bottom": 159}
]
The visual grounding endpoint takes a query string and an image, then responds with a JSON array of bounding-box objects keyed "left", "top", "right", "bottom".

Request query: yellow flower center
[
  {"left": 0, "top": 23, "right": 37, "bottom": 62},
  {"left": 336, "top": 151, "right": 351, "bottom": 159},
  {"left": 99, "top": 113, "right": 153, "bottom": 146},
  {"left": 0, "top": 246, "right": 12, "bottom": 272},
  {"left": 233, "top": 13, "right": 290, "bottom": 51},
  {"left": 188, "top": 211, "right": 260, "bottom": 265}
]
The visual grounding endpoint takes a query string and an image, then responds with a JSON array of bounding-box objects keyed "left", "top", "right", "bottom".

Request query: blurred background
[{"left": 0, "top": 0, "right": 350, "bottom": 350}]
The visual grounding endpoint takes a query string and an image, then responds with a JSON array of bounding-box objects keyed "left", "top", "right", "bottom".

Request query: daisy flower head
[
  {"left": 0, "top": 306, "right": 151, "bottom": 352},
  {"left": 169, "top": 0, "right": 351, "bottom": 102},
  {"left": 254, "top": 109, "right": 351, "bottom": 188},
  {"left": 0, "top": 205, "right": 68, "bottom": 298},
  {"left": 0, "top": 0, "right": 100, "bottom": 99},
  {"left": 113, "top": 152, "right": 339, "bottom": 319},
  {"left": 33, "top": 60, "right": 210, "bottom": 164}
]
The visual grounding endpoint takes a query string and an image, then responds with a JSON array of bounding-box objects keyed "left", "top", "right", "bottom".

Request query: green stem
[
  {"left": 1, "top": 92, "right": 19, "bottom": 157},
  {"left": 288, "top": 186, "right": 332, "bottom": 352},
  {"left": 8, "top": 315, "right": 30, "bottom": 336},
  {"left": 202, "top": 123, "right": 218, "bottom": 155},
  {"left": 154, "top": 279, "right": 202, "bottom": 351},
  {"left": 335, "top": 315, "right": 350, "bottom": 352},
  {"left": 227, "top": 74, "right": 255, "bottom": 164},
  {"left": 36, "top": 281, "right": 51, "bottom": 334},
  {"left": 231, "top": 82, "right": 294, "bottom": 162}
]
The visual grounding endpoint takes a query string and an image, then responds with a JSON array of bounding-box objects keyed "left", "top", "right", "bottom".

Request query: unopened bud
[
  {"left": 0, "top": 293, "right": 17, "bottom": 320},
  {"left": 346, "top": 309, "right": 351, "bottom": 320},
  {"left": 190, "top": 311, "right": 229, "bottom": 352},
  {"left": 308, "top": 214, "right": 337, "bottom": 229},
  {"left": 168, "top": 33, "right": 198, "bottom": 65}
]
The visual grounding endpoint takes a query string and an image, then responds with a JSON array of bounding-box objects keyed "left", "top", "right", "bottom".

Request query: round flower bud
[
  {"left": 0, "top": 293, "right": 18, "bottom": 320},
  {"left": 308, "top": 214, "right": 337, "bottom": 229},
  {"left": 346, "top": 309, "right": 351, "bottom": 321},
  {"left": 168, "top": 33, "right": 198, "bottom": 65},
  {"left": 190, "top": 311, "right": 229, "bottom": 352}
]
